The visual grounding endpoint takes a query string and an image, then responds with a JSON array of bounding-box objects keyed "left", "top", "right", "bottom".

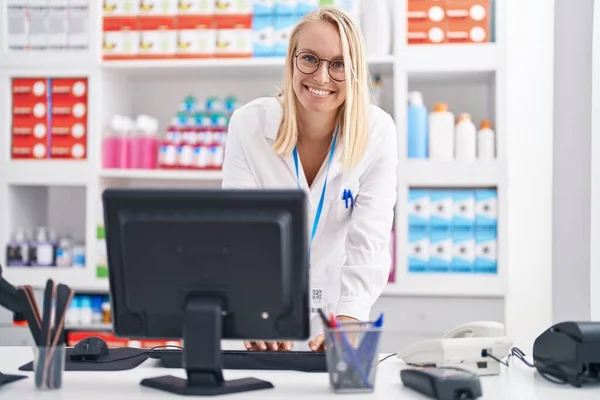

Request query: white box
[
  {"left": 177, "top": 0, "right": 215, "bottom": 14},
  {"left": 139, "top": 0, "right": 178, "bottom": 15},
  {"left": 47, "top": 8, "right": 68, "bottom": 50},
  {"left": 6, "top": 8, "right": 28, "bottom": 50},
  {"left": 68, "top": 7, "right": 89, "bottom": 49},
  {"left": 28, "top": 8, "right": 48, "bottom": 50},
  {"left": 214, "top": 0, "right": 252, "bottom": 14}
]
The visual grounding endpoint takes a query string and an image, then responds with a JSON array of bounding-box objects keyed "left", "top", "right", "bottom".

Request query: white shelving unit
[{"left": 0, "top": 0, "right": 507, "bottom": 300}]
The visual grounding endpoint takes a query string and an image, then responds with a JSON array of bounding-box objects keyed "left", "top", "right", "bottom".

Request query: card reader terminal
[{"left": 400, "top": 367, "right": 483, "bottom": 400}]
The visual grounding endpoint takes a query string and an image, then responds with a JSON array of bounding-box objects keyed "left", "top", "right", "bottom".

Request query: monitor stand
[{"left": 140, "top": 297, "right": 274, "bottom": 396}]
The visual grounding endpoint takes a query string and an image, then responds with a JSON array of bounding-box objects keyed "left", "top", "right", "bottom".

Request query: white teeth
[{"left": 307, "top": 87, "right": 331, "bottom": 96}]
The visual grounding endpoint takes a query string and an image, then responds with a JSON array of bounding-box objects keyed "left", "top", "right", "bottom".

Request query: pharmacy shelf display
[{"left": 0, "top": 0, "right": 507, "bottom": 299}]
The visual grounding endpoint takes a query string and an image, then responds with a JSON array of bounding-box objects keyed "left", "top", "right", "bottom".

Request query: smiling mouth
[{"left": 304, "top": 85, "right": 334, "bottom": 97}]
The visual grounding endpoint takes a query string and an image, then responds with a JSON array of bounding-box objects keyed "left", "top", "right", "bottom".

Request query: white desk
[{"left": 0, "top": 347, "right": 598, "bottom": 399}]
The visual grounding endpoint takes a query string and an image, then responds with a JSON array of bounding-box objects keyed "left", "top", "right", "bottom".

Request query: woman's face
[{"left": 292, "top": 21, "right": 347, "bottom": 116}]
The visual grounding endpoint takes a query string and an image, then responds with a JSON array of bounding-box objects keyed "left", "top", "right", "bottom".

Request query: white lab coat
[{"left": 221, "top": 97, "right": 398, "bottom": 351}]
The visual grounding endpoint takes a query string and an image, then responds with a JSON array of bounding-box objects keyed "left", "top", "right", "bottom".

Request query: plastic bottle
[
  {"left": 6, "top": 228, "right": 29, "bottom": 266},
  {"left": 31, "top": 227, "right": 54, "bottom": 267},
  {"left": 361, "top": 0, "right": 391, "bottom": 56},
  {"left": 120, "top": 116, "right": 134, "bottom": 169},
  {"left": 140, "top": 116, "right": 159, "bottom": 169},
  {"left": 55, "top": 237, "right": 73, "bottom": 267},
  {"left": 454, "top": 113, "right": 477, "bottom": 161},
  {"left": 407, "top": 91, "right": 428, "bottom": 159},
  {"left": 477, "top": 119, "right": 496, "bottom": 160},
  {"left": 428, "top": 103, "right": 455, "bottom": 161},
  {"left": 102, "top": 115, "right": 123, "bottom": 169}
]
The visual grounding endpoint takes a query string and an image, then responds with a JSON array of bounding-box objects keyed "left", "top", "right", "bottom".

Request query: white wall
[
  {"left": 552, "top": 0, "right": 595, "bottom": 322},
  {"left": 591, "top": 1, "right": 600, "bottom": 321},
  {"left": 504, "top": 0, "right": 555, "bottom": 351}
]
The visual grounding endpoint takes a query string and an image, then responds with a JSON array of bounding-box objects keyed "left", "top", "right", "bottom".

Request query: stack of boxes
[
  {"left": 102, "top": 0, "right": 361, "bottom": 60},
  {"left": 11, "top": 77, "right": 88, "bottom": 160},
  {"left": 407, "top": 0, "right": 492, "bottom": 44},
  {"left": 407, "top": 188, "right": 497, "bottom": 274},
  {"left": 5, "top": 0, "right": 89, "bottom": 52}
]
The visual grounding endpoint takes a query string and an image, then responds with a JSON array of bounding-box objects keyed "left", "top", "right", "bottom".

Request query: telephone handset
[
  {"left": 397, "top": 321, "right": 512, "bottom": 376},
  {"left": 442, "top": 321, "right": 505, "bottom": 339}
]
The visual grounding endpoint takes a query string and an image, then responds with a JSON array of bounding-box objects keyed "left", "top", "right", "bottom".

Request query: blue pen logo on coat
[{"left": 342, "top": 189, "right": 354, "bottom": 209}]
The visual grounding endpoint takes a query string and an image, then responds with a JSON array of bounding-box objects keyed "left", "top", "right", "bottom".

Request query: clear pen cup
[
  {"left": 324, "top": 321, "right": 382, "bottom": 393},
  {"left": 32, "top": 344, "right": 66, "bottom": 390}
]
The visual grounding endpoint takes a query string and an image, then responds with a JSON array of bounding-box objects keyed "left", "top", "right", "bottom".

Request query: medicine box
[
  {"left": 408, "top": 189, "right": 430, "bottom": 230},
  {"left": 296, "top": 0, "right": 319, "bottom": 15},
  {"left": 138, "top": 16, "right": 178, "bottom": 58},
  {"left": 429, "top": 190, "right": 453, "bottom": 231},
  {"left": 445, "top": 0, "right": 490, "bottom": 43},
  {"left": 48, "top": 78, "right": 88, "bottom": 160},
  {"left": 452, "top": 190, "right": 475, "bottom": 231},
  {"left": 475, "top": 229, "right": 497, "bottom": 274},
  {"left": 452, "top": 229, "right": 475, "bottom": 273},
  {"left": 176, "top": 15, "right": 217, "bottom": 58},
  {"left": 252, "top": 15, "right": 275, "bottom": 57},
  {"left": 103, "top": 0, "right": 140, "bottom": 16},
  {"left": 102, "top": 17, "right": 140, "bottom": 59},
  {"left": 475, "top": 189, "right": 497, "bottom": 230},
  {"left": 429, "top": 229, "right": 452, "bottom": 273},
  {"left": 139, "top": 0, "right": 178, "bottom": 16},
  {"left": 274, "top": 14, "right": 295, "bottom": 56},
  {"left": 407, "top": 228, "right": 429, "bottom": 273},
  {"left": 215, "top": 0, "right": 252, "bottom": 15},
  {"left": 215, "top": 15, "right": 253, "bottom": 57},
  {"left": 177, "top": 0, "right": 215, "bottom": 14},
  {"left": 274, "top": 0, "right": 297, "bottom": 15},
  {"left": 254, "top": 0, "right": 276, "bottom": 15},
  {"left": 11, "top": 78, "right": 49, "bottom": 159}
]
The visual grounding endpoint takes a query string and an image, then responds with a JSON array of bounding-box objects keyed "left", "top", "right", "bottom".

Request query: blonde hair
[{"left": 273, "top": 7, "right": 370, "bottom": 169}]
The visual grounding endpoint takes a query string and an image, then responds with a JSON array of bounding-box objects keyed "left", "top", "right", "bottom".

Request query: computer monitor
[{"left": 102, "top": 188, "right": 310, "bottom": 396}]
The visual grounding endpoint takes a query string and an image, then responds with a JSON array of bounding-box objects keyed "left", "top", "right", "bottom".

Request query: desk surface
[{"left": 0, "top": 347, "right": 598, "bottom": 399}]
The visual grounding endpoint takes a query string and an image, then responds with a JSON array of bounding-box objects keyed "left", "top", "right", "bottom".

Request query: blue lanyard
[{"left": 292, "top": 128, "right": 339, "bottom": 248}]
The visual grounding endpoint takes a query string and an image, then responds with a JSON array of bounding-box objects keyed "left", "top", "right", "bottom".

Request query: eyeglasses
[{"left": 294, "top": 52, "right": 346, "bottom": 82}]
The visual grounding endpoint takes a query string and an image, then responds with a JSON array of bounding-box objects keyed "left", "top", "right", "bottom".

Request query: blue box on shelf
[
  {"left": 476, "top": 229, "right": 497, "bottom": 274},
  {"left": 452, "top": 190, "right": 475, "bottom": 231},
  {"left": 408, "top": 189, "right": 429, "bottom": 230},
  {"left": 252, "top": 14, "right": 275, "bottom": 57},
  {"left": 429, "top": 190, "right": 453, "bottom": 231},
  {"left": 475, "top": 189, "right": 497, "bottom": 231},
  {"left": 451, "top": 229, "right": 476, "bottom": 273},
  {"left": 407, "top": 228, "right": 429, "bottom": 273},
  {"left": 429, "top": 229, "right": 452, "bottom": 273}
]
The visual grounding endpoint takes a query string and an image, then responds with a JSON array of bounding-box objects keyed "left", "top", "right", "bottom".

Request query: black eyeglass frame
[{"left": 293, "top": 52, "right": 346, "bottom": 82}]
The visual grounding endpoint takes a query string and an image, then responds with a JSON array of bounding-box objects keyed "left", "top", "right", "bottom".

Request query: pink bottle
[
  {"left": 102, "top": 115, "right": 123, "bottom": 169},
  {"left": 120, "top": 116, "right": 134, "bottom": 169},
  {"left": 131, "top": 115, "right": 159, "bottom": 169}
]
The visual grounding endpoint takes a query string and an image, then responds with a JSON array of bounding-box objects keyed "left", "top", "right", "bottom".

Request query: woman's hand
[
  {"left": 308, "top": 315, "right": 359, "bottom": 351},
  {"left": 243, "top": 341, "right": 294, "bottom": 351}
]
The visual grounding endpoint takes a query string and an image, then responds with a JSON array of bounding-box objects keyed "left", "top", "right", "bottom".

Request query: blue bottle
[{"left": 407, "top": 91, "right": 428, "bottom": 159}]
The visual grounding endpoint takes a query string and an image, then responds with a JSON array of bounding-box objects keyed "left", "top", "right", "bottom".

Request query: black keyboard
[{"left": 148, "top": 349, "right": 327, "bottom": 372}]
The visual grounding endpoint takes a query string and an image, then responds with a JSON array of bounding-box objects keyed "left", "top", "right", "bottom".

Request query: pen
[{"left": 330, "top": 314, "right": 370, "bottom": 388}]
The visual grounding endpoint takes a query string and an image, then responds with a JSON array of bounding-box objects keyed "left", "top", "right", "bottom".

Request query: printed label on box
[
  {"left": 476, "top": 229, "right": 497, "bottom": 274},
  {"left": 139, "top": 17, "right": 177, "bottom": 58},
  {"left": 475, "top": 189, "right": 497, "bottom": 230},
  {"left": 139, "top": 0, "right": 178, "bottom": 16},
  {"left": 102, "top": 17, "right": 140, "bottom": 59},
  {"left": 430, "top": 190, "right": 453, "bottom": 230},
  {"left": 452, "top": 229, "right": 475, "bottom": 273},
  {"left": 408, "top": 189, "right": 430, "bottom": 229},
  {"left": 407, "top": 228, "right": 429, "bottom": 273},
  {"left": 274, "top": 0, "right": 297, "bottom": 15},
  {"left": 429, "top": 230, "right": 452, "bottom": 273},
  {"left": 452, "top": 190, "right": 475, "bottom": 230}
]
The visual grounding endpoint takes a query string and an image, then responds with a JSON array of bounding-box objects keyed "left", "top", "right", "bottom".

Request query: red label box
[{"left": 10, "top": 77, "right": 88, "bottom": 160}]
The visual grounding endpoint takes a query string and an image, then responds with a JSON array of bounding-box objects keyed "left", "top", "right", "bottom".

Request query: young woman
[{"left": 222, "top": 7, "right": 398, "bottom": 352}]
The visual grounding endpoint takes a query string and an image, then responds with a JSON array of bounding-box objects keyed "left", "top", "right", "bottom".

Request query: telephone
[{"left": 397, "top": 321, "right": 513, "bottom": 376}]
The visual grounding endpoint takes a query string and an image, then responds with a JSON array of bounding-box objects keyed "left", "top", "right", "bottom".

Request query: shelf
[
  {"left": 100, "top": 55, "right": 395, "bottom": 79},
  {"left": 383, "top": 273, "right": 505, "bottom": 298},
  {"left": 402, "top": 160, "right": 504, "bottom": 187},
  {"left": 1, "top": 267, "right": 97, "bottom": 290},
  {"left": 5, "top": 160, "right": 92, "bottom": 186},
  {"left": 0, "top": 52, "right": 98, "bottom": 70},
  {"left": 402, "top": 43, "right": 498, "bottom": 81},
  {"left": 99, "top": 168, "right": 223, "bottom": 181}
]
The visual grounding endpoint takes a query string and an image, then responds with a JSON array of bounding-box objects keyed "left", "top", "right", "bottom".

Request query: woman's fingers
[
  {"left": 278, "top": 341, "right": 294, "bottom": 351},
  {"left": 245, "top": 341, "right": 294, "bottom": 351},
  {"left": 308, "top": 334, "right": 326, "bottom": 352}
]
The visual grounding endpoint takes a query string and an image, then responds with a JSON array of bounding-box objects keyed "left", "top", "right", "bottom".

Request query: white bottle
[
  {"left": 477, "top": 119, "right": 496, "bottom": 160},
  {"left": 428, "top": 103, "right": 455, "bottom": 161},
  {"left": 361, "top": 0, "right": 391, "bottom": 56},
  {"left": 454, "top": 113, "right": 477, "bottom": 161}
]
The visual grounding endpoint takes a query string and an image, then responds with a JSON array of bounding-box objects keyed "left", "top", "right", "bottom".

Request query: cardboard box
[
  {"left": 102, "top": 17, "right": 140, "bottom": 59},
  {"left": 274, "top": 14, "right": 294, "bottom": 56},
  {"left": 452, "top": 229, "right": 475, "bottom": 273},
  {"left": 215, "top": 15, "right": 252, "bottom": 57},
  {"left": 252, "top": 14, "right": 275, "bottom": 57},
  {"left": 176, "top": 15, "right": 217, "bottom": 58},
  {"left": 138, "top": 16, "right": 178, "bottom": 58},
  {"left": 215, "top": 0, "right": 252, "bottom": 15},
  {"left": 178, "top": 0, "right": 216, "bottom": 14}
]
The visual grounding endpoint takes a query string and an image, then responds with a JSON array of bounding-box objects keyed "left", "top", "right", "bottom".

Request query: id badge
[{"left": 311, "top": 287, "right": 325, "bottom": 314}]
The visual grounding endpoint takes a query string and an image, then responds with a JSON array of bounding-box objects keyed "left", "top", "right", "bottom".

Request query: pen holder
[
  {"left": 32, "top": 345, "right": 66, "bottom": 390},
  {"left": 324, "top": 322, "right": 382, "bottom": 393}
]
